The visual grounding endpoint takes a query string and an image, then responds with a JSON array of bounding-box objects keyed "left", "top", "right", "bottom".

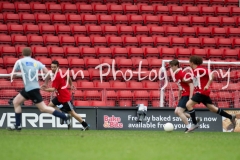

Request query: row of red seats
[
  {"left": 1, "top": 13, "right": 240, "bottom": 27},
  {"left": 0, "top": 0, "right": 238, "bottom": 6},
  {"left": 1, "top": 2, "right": 240, "bottom": 17},
  {"left": 1, "top": 46, "right": 240, "bottom": 60},
  {"left": 1, "top": 34, "right": 240, "bottom": 49},
  {"left": 1, "top": 24, "right": 240, "bottom": 39}
]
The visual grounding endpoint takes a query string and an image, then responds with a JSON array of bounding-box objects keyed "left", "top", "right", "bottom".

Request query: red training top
[
  {"left": 175, "top": 70, "right": 191, "bottom": 96},
  {"left": 193, "top": 66, "right": 210, "bottom": 96},
  {"left": 52, "top": 72, "right": 71, "bottom": 103}
]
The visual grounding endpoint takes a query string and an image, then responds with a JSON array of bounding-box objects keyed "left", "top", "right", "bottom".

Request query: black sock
[
  {"left": 81, "top": 121, "right": 88, "bottom": 127},
  {"left": 217, "top": 108, "right": 232, "bottom": 119},
  {"left": 15, "top": 113, "right": 22, "bottom": 127},
  {"left": 52, "top": 110, "right": 67, "bottom": 120},
  {"left": 189, "top": 109, "right": 197, "bottom": 125}
]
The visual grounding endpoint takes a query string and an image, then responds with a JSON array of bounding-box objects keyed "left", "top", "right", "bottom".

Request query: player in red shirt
[
  {"left": 41, "top": 60, "right": 89, "bottom": 131},
  {"left": 185, "top": 56, "right": 236, "bottom": 133},
  {"left": 170, "top": 59, "right": 199, "bottom": 132}
]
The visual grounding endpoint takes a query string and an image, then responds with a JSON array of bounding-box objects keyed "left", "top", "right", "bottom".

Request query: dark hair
[
  {"left": 51, "top": 60, "right": 59, "bottom": 67},
  {"left": 22, "top": 47, "right": 32, "bottom": 56},
  {"left": 189, "top": 56, "right": 203, "bottom": 65},
  {"left": 169, "top": 59, "right": 180, "bottom": 67}
]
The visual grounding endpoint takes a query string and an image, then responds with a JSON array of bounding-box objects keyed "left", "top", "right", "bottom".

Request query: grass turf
[{"left": 0, "top": 129, "right": 239, "bottom": 160}]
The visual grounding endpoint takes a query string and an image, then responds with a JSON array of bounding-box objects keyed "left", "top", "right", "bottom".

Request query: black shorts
[
  {"left": 191, "top": 93, "right": 213, "bottom": 106},
  {"left": 20, "top": 89, "right": 43, "bottom": 104},
  {"left": 177, "top": 96, "right": 189, "bottom": 109},
  {"left": 52, "top": 97, "right": 75, "bottom": 113}
]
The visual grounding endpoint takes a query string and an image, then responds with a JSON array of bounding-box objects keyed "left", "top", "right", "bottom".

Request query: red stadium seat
[
  {"left": 43, "top": 35, "right": 60, "bottom": 46},
  {"left": 84, "top": 90, "right": 101, "bottom": 101},
  {"left": 160, "top": 15, "right": 175, "bottom": 26},
  {"left": 75, "top": 36, "right": 91, "bottom": 47},
  {"left": 85, "top": 59, "right": 100, "bottom": 68},
  {"left": 82, "top": 15, "right": 97, "bottom": 25},
  {"left": 143, "top": 81, "right": 159, "bottom": 88},
  {"left": 77, "top": 81, "right": 94, "bottom": 88},
  {"left": 19, "top": 13, "right": 35, "bottom": 24},
  {"left": 133, "top": 90, "right": 149, "bottom": 106},
  {"left": 185, "top": 6, "right": 200, "bottom": 16},
  {"left": 132, "top": 58, "right": 149, "bottom": 69},
  {"left": 138, "top": 37, "right": 154, "bottom": 47},
  {"left": 15, "top": 3, "right": 30, "bottom": 13},
  {"left": 74, "top": 101, "right": 90, "bottom": 107},
  {"left": 69, "top": 58, "right": 85, "bottom": 69},
  {"left": 7, "top": 24, "right": 24, "bottom": 35},
  {"left": 61, "top": 3, "right": 77, "bottom": 14},
  {"left": 165, "top": 26, "right": 180, "bottom": 36},
  {"left": 102, "top": 25, "right": 118, "bottom": 36},
  {"left": 108, "top": 4, "right": 123, "bottom": 15},
  {"left": 55, "top": 25, "right": 71, "bottom": 35},
  {"left": 201, "top": 37, "right": 217, "bottom": 48},
  {"left": 66, "top": 14, "right": 81, "bottom": 24},
  {"left": 59, "top": 35, "right": 75, "bottom": 46},
  {"left": 205, "top": 17, "right": 220, "bottom": 27},
  {"left": 34, "top": 13, "right": 51, "bottom": 24},
  {"left": 116, "top": 58, "right": 133, "bottom": 69},
  {"left": 139, "top": 5, "right": 154, "bottom": 15},
  {"left": 191, "top": 48, "right": 208, "bottom": 59},
  {"left": 47, "top": 46, "right": 64, "bottom": 57},
  {"left": 87, "top": 25, "right": 102, "bottom": 36},
  {"left": 11, "top": 35, "right": 28, "bottom": 46},
  {"left": 0, "top": 34, "right": 12, "bottom": 45},
  {"left": 15, "top": 46, "right": 26, "bottom": 57},
  {"left": 207, "top": 48, "right": 223, "bottom": 59},
  {"left": 93, "top": 4, "right": 108, "bottom": 14},
  {"left": 144, "top": 15, "right": 159, "bottom": 26},
  {"left": 70, "top": 25, "right": 86, "bottom": 36},
  {"left": 196, "top": 0, "right": 209, "bottom": 5},
  {"left": 154, "top": 36, "right": 170, "bottom": 47},
  {"left": 190, "top": 16, "right": 205, "bottom": 26},
  {"left": 143, "top": 47, "right": 159, "bottom": 58},
  {"left": 30, "top": 3, "right": 46, "bottom": 13},
  {"left": 1, "top": 3, "right": 15, "bottom": 13},
  {"left": 169, "top": 5, "right": 185, "bottom": 15},
  {"left": 176, "top": 48, "right": 192, "bottom": 58},
  {"left": 226, "top": 27, "right": 240, "bottom": 38},
  {"left": 148, "top": 26, "right": 165, "bottom": 36},
  {"left": 196, "top": 27, "right": 211, "bottom": 37},
  {"left": 200, "top": 6, "right": 215, "bottom": 16},
  {"left": 210, "top": 0, "right": 224, "bottom": 6},
  {"left": 180, "top": 26, "right": 196, "bottom": 37},
  {"left": 54, "top": 58, "right": 69, "bottom": 68},
  {"left": 23, "top": 24, "right": 39, "bottom": 35},
  {"left": 124, "top": 5, "right": 139, "bottom": 15},
  {"left": 96, "top": 47, "right": 112, "bottom": 58},
  {"left": 46, "top": 3, "right": 62, "bottom": 14},
  {"left": 90, "top": 101, "right": 107, "bottom": 107},
  {"left": 118, "top": 26, "right": 134, "bottom": 36},
  {"left": 98, "top": 15, "right": 113, "bottom": 25},
  {"left": 37, "top": 57, "right": 52, "bottom": 68},
  {"left": 148, "top": 58, "right": 162, "bottom": 68},
  {"left": 175, "top": 16, "right": 190, "bottom": 26},
  {"left": 1, "top": 46, "right": 16, "bottom": 57},
  {"left": 170, "top": 37, "right": 185, "bottom": 47},
  {"left": 229, "top": 6, "right": 240, "bottom": 17},
  {"left": 223, "top": 48, "right": 240, "bottom": 60},
  {"left": 63, "top": 46, "right": 80, "bottom": 58},
  {"left": 81, "top": 47, "right": 96, "bottom": 58},
  {"left": 32, "top": 46, "right": 49, "bottom": 57},
  {"left": 92, "top": 36, "right": 107, "bottom": 47},
  {"left": 107, "top": 37, "right": 123, "bottom": 47},
  {"left": 3, "top": 13, "right": 20, "bottom": 24},
  {"left": 0, "top": 24, "right": 8, "bottom": 34},
  {"left": 225, "top": 0, "right": 239, "bottom": 7},
  {"left": 215, "top": 6, "right": 230, "bottom": 16},
  {"left": 4, "top": 57, "right": 18, "bottom": 68},
  {"left": 27, "top": 35, "right": 43, "bottom": 45},
  {"left": 112, "top": 14, "right": 128, "bottom": 26},
  {"left": 39, "top": 24, "right": 55, "bottom": 35},
  {"left": 133, "top": 26, "right": 149, "bottom": 36},
  {"left": 211, "top": 27, "right": 227, "bottom": 37},
  {"left": 0, "top": 14, "right": 3, "bottom": 24},
  {"left": 185, "top": 37, "right": 201, "bottom": 48},
  {"left": 216, "top": 38, "right": 232, "bottom": 48},
  {"left": 77, "top": 4, "right": 93, "bottom": 14},
  {"left": 220, "top": 17, "right": 235, "bottom": 27},
  {"left": 122, "top": 37, "right": 139, "bottom": 47},
  {"left": 112, "top": 47, "right": 128, "bottom": 58},
  {"left": 159, "top": 47, "right": 176, "bottom": 58},
  {"left": 154, "top": 5, "right": 169, "bottom": 15},
  {"left": 50, "top": 14, "right": 66, "bottom": 24},
  {"left": 127, "top": 48, "right": 144, "bottom": 58},
  {"left": 127, "top": 15, "right": 143, "bottom": 26}
]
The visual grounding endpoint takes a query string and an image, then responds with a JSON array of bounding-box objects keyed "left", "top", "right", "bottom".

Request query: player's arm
[
  {"left": 68, "top": 77, "right": 76, "bottom": 90},
  {"left": 178, "top": 89, "right": 182, "bottom": 101},
  {"left": 10, "top": 60, "right": 21, "bottom": 80},
  {"left": 43, "top": 87, "right": 56, "bottom": 92},
  {"left": 204, "top": 74, "right": 214, "bottom": 90}
]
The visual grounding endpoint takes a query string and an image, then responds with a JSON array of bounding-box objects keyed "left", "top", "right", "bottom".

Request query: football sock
[
  {"left": 81, "top": 121, "right": 88, "bottom": 127},
  {"left": 186, "top": 124, "right": 190, "bottom": 129},
  {"left": 15, "top": 113, "right": 22, "bottom": 127},
  {"left": 217, "top": 108, "right": 232, "bottom": 119},
  {"left": 189, "top": 109, "right": 197, "bottom": 125},
  {"left": 52, "top": 110, "right": 67, "bottom": 120}
]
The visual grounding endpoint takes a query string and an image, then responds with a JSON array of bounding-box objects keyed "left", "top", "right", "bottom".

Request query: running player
[
  {"left": 185, "top": 55, "right": 236, "bottom": 133},
  {"left": 169, "top": 59, "right": 199, "bottom": 132},
  {"left": 41, "top": 60, "right": 90, "bottom": 131},
  {"left": 7, "top": 48, "right": 71, "bottom": 131}
]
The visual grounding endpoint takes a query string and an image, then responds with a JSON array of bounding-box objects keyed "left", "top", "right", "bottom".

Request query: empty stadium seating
[{"left": 0, "top": 0, "right": 239, "bottom": 108}]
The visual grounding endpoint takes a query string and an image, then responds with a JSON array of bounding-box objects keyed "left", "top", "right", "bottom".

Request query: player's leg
[
  {"left": 7, "top": 90, "right": 27, "bottom": 131},
  {"left": 68, "top": 110, "right": 90, "bottom": 130},
  {"left": 186, "top": 93, "right": 200, "bottom": 125},
  {"left": 176, "top": 96, "right": 191, "bottom": 131}
]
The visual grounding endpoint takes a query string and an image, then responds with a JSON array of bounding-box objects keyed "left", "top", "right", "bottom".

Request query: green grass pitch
[{"left": 0, "top": 129, "right": 239, "bottom": 160}]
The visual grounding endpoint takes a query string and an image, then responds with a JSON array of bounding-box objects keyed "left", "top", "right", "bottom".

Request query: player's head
[
  {"left": 189, "top": 56, "right": 203, "bottom": 69},
  {"left": 51, "top": 60, "right": 59, "bottom": 73},
  {"left": 22, "top": 47, "right": 32, "bottom": 57},
  {"left": 169, "top": 59, "right": 180, "bottom": 72}
]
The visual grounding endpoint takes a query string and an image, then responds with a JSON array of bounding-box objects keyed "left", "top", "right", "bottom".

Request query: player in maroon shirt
[
  {"left": 41, "top": 60, "right": 89, "bottom": 131},
  {"left": 170, "top": 59, "right": 199, "bottom": 132},
  {"left": 185, "top": 56, "right": 236, "bottom": 133}
]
